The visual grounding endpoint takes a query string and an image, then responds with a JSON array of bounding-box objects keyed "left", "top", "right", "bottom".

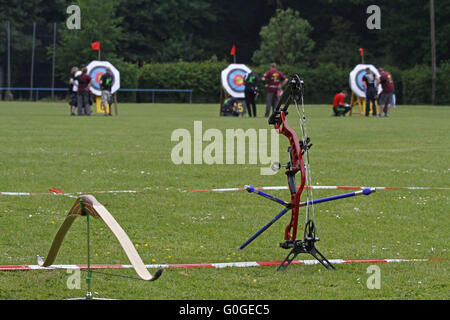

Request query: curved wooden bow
[{"left": 37, "top": 195, "right": 163, "bottom": 281}]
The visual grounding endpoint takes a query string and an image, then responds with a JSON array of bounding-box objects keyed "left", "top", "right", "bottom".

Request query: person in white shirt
[{"left": 69, "top": 67, "right": 82, "bottom": 115}]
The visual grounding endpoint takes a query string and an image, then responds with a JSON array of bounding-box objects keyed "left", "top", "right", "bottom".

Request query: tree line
[{"left": 0, "top": 0, "right": 449, "bottom": 103}]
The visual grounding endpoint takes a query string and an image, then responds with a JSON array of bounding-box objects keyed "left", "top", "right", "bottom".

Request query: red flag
[
  {"left": 91, "top": 41, "right": 101, "bottom": 51},
  {"left": 230, "top": 44, "right": 236, "bottom": 56},
  {"left": 359, "top": 48, "right": 364, "bottom": 57}
]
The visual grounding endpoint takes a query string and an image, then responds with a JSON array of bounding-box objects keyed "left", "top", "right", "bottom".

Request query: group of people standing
[
  {"left": 226, "top": 63, "right": 395, "bottom": 119},
  {"left": 333, "top": 67, "right": 395, "bottom": 118},
  {"left": 242, "top": 62, "right": 288, "bottom": 118},
  {"left": 69, "top": 66, "right": 114, "bottom": 116},
  {"left": 221, "top": 62, "right": 287, "bottom": 118}
]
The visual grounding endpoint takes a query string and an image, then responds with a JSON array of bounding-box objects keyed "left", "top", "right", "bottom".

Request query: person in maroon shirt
[
  {"left": 76, "top": 66, "right": 92, "bottom": 116},
  {"left": 332, "top": 90, "right": 351, "bottom": 116},
  {"left": 377, "top": 67, "right": 395, "bottom": 117},
  {"left": 261, "top": 62, "right": 288, "bottom": 117}
]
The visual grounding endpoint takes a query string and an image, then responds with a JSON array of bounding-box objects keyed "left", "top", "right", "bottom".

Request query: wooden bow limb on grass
[{"left": 37, "top": 195, "right": 163, "bottom": 281}]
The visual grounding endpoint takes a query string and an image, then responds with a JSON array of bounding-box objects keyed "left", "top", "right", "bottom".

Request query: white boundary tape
[
  {"left": 1, "top": 185, "right": 448, "bottom": 198},
  {"left": 187, "top": 185, "right": 450, "bottom": 192},
  {"left": 0, "top": 258, "right": 445, "bottom": 271}
]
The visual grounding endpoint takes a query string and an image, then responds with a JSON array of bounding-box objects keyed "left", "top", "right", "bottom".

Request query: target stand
[
  {"left": 349, "top": 93, "right": 369, "bottom": 116},
  {"left": 86, "top": 60, "right": 120, "bottom": 116},
  {"left": 349, "top": 94, "right": 377, "bottom": 116},
  {"left": 95, "top": 96, "right": 115, "bottom": 115},
  {"left": 348, "top": 64, "right": 381, "bottom": 117},
  {"left": 220, "top": 64, "right": 251, "bottom": 117}
]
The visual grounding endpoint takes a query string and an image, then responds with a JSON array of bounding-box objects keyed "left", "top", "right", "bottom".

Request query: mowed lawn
[{"left": 0, "top": 101, "right": 448, "bottom": 300}]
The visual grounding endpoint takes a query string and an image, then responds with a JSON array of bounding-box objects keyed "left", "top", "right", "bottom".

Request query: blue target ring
[
  {"left": 355, "top": 70, "right": 367, "bottom": 92},
  {"left": 349, "top": 64, "right": 381, "bottom": 98},
  {"left": 227, "top": 69, "right": 246, "bottom": 93},
  {"left": 221, "top": 64, "right": 251, "bottom": 98},
  {"left": 86, "top": 61, "right": 120, "bottom": 96},
  {"left": 90, "top": 67, "right": 107, "bottom": 90},
  {"left": 355, "top": 70, "right": 378, "bottom": 92}
]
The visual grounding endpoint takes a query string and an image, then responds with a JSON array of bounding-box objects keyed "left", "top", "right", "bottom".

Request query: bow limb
[
  {"left": 37, "top": 195, "right": 163, "bottom": 281},
  {"left": 36, "top": 215, "right": 77, "bottom": 267}
]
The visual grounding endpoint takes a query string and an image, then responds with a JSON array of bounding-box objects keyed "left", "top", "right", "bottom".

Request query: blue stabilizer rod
[
  {"left": 245, "top": 185, "right": 289, "bottom": 206},
  {"left": 245, "top": 185, "right": 375, "bottom": 208},
  {"left": 239, "top": 186, "right": 375, "bottom": 249},
  {"left": 238, "top": 207, "right": 289, "bottom": 250},
  {"left": 299, "top": 187, "right": 375, "bottom": 207}
]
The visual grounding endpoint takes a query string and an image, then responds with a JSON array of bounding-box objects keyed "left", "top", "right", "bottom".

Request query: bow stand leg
[{"left": 278, "top": 221, "right": 336, "bottom": 271}]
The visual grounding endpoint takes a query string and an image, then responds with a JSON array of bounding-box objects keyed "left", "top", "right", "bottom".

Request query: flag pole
[
  {"left": 30, "top": 22, "right": 36, "bottom": 101},
  {"left": 92, "top": 42, "right": 101, "bottom": 60},
  {"left": 51, "top": 22, "right": 56, "bottom": 101},
  {"left": 230, "top": 44, "right": 236, "bottom": 63}
]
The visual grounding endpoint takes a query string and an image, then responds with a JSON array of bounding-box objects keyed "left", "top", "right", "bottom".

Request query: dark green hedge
[
  {"left": 137, "top": 61, "right": 228, "bottom": 103},
  {"left": 402, "top": 62, "right": 450, "bottom": 105},
  {"left": 109, "top": 58, "right": 139, "bottom": 102},
  {"left": 437, "top": 62, "right": 450, "bottom": 104},
  {"left": 116, "top": 60, "right": 450, "bottom": 105}
]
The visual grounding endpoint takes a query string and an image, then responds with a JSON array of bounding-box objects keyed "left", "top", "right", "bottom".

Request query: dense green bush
[
  {"left": 137, "top": 61, "right": 352, "bottom": 104},
  {"left": 402, "top": 65, "right": 432, "bottom": 105},
  {"left": 138, "top": 61, "right": 228, "bottom": 103},
  {"left": 436, "top": 61, "right": 450, "bottom": 105},
  {"left": 252, "top": 63, "right": 348, "bottom": 104},
  {"left": 109, "top": 58, "right": 139, "bottom": 102},
  {"left": 113, "top": 60, "right": 449, "bottom": 105}
]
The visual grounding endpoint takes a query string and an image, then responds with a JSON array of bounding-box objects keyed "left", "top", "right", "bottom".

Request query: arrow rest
[{"left": 299, "top": 137, "right": 312, "bottom": 155}]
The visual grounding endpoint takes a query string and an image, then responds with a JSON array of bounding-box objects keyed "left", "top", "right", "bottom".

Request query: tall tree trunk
[{"left": 430, "top": 0, "right": 436, "bottom": 105}]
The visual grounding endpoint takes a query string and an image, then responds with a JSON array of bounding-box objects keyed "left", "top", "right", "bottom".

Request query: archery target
[
  {"left": 221, "top": 64, "right": 251, "bottom": 98},
  {"left": 86, "top": 60, "right": 120, "bottom": 96},
  {"left": 349, "top": 64, "right": 382, "bottom": 98}
]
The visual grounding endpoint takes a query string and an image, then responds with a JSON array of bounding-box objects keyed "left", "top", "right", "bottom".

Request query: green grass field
[{"left": 0, "top": 101, "right": 448, "bottom": 300}]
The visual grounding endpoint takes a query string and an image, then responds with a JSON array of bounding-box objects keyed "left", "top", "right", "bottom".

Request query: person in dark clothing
[
  {"left": 99, "top": 68, "right": 113, "bottom": 116},
  {"left": 362, "top": 68, "right": 378, "bottom": 116},
  {"left": 76, "top": 67, "right": 92, "bottom": 116},
  {"left": 221, "top": 96, "right": 240, "bottom": 117},
  {"left": 68, "top": 66, "right": 79, "bottom": 116},
  {"left": 377, "top": 67, "right": 395, "bottom": 117},
  {"left": 244, "top": 70, "right": 259, "bottom": 117},
  {"left": 261, "top": 63, "right": 288, "bottom": 117}
]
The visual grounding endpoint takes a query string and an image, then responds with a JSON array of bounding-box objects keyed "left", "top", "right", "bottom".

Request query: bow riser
[{"left": 275, "top": 111, "right": 306, "bottom": 242}]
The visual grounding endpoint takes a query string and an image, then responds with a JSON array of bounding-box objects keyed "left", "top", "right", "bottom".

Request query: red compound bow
[
  {"left": 240, "top": 74, "right": 336, "bottom": 270},
  {"left": 269, "top": 79, "right": 306, "bottom": 243}
]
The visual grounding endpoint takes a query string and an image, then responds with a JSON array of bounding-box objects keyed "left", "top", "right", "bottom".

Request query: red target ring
[{"left": 221, "top": 64, "right": 251, "bottom": 98}]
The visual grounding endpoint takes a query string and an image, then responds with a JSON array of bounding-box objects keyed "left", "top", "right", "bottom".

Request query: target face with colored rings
[
  {"left": 349, "top": 64, "right": 382, "bottom": 98},
  {"left": 221, "top": 64, "right": 251, "bottom": 98},
  {"left": 86, "top": 60, "right": 120, "bottom": 96}
]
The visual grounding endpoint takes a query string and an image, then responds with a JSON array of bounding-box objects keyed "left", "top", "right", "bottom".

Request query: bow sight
[{"left": 268, "top": 74, "right": 304, "bottom": 125}]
